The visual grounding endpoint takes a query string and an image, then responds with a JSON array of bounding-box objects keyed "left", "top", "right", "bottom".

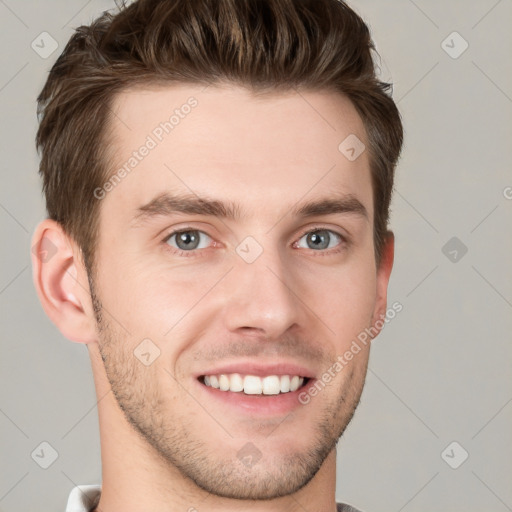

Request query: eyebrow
[{"left": 131, "top": 191, "right": 369, "bottom": 226}]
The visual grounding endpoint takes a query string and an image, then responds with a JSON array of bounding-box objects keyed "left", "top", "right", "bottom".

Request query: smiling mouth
[{"left": 198, "top": 374, "right": 311, "bottom": 396}]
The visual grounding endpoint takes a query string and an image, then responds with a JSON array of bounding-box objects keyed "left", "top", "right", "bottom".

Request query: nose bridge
[{"left": 222, "top": 238, "right": 302, "bottom": 336}]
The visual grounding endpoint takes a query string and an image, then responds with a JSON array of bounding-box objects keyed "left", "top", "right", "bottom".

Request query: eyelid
[
  {"left": 295, "top": 224, "right": 348, "bottom": 241},
  {"left": 161, "top": 223, "right": 218, "bottom": 243}
]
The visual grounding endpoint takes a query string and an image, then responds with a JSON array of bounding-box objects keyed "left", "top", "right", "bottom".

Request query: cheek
[
  {"left": 107, "top": 261, "right": 222, "bottom": 336},
  {"left": 297, "top": 258, "right": 377, "bottom": 341}
]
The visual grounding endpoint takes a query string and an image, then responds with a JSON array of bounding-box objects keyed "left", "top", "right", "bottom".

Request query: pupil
[
  {"left": 309, "top": 230, "right": 329, "bottom": 250},
  {"left": 177, "top": 231, "right": 199, "bottom": 250}
]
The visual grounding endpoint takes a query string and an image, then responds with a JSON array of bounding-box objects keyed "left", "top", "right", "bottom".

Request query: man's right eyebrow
[{"left": 131, "top": 193, "right": 242, "bottom": 226}]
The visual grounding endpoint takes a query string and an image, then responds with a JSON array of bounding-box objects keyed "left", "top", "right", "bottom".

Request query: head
[{"left": 32, "top": 0, "right": 402, "bottom": 502}]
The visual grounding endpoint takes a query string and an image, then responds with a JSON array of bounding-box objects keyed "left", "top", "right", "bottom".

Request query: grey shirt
[{"left": 337, "top": 503, "right": 364, "bottom": 512}]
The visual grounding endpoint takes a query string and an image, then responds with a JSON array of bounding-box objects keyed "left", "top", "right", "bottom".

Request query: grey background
[{"left": 0, "top": 0, "right": 511, "bottom": 511}]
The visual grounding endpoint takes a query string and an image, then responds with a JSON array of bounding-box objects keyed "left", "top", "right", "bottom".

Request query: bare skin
[{"left": 31, "top": 84, "right": 394, "bottom": 512}]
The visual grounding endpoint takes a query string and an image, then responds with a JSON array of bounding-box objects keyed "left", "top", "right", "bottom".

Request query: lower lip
[{"left": 196, "top": 378, "right": 314, "bottom": 416}]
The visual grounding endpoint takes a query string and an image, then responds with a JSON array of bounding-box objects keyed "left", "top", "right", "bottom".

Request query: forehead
[{"left": 103, "top": 83, "right": 373, "bottom": 225}]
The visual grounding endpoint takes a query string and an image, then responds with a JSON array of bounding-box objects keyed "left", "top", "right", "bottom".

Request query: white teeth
[
  {"left": 244, "top": 375, "right": 262, "bottom": 394},
  {"left": 280, "top": 375, "right": 290, "bottom": 393},
  {"left": 202, "top": 374, "right": 306, "bottom": 395},
  {"left": 229, "top": 373, "right": 244, "bottom": 392},
  {"left": 262, "top": 376, "right": 280, "bottom": 395},
  {"left": 290, "top": 375, "right": 300, "bottom": 392},
  {"left": 219, "top": 374, "right": 230, "bottom": 391}
]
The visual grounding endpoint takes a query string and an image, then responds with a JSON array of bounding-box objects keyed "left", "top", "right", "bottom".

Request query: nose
[{"left": 221, "top": 245, "right": 303, "bottom": 339}]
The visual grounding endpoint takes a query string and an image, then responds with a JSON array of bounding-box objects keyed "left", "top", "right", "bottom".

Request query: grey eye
[
  {"left": 166, "top": 230, "right": 212, "bottom": 251},
  {"left": 296, "top": 229, "right": 342, "bottom": 250}
]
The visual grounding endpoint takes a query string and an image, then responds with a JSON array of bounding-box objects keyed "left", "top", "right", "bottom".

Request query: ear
[
  {"left": 30, "top": 218, "right": 98, "bottom": 344},
  {"left": 369, "top": 231, "right": 395, "bottom": 340}
]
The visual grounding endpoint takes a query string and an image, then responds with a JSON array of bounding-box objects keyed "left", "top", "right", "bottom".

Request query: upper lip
[{"left": 195, "top": 361, "right": 316, "bottom": 379}]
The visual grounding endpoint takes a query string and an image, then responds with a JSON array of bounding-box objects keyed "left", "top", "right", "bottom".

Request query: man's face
[{"left": 89, "top": 84, "right": 386, "bottom": 499}]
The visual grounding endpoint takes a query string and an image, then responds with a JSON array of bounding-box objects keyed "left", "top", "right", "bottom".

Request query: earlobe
[
  {"left": 369, "top": 231, "right": 395, "bottom": 340},
  {"left": 31, "top": 219, "right": 98, "bottom": 344}
]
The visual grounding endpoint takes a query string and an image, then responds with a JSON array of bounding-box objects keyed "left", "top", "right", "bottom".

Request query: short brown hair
[{"left": 36, "top": 0, "right": 403, "bottom": 274}]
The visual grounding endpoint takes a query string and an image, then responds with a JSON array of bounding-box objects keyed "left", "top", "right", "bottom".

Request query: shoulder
[
  {"left": 336, "top": 502, "right": 365, "bottom": 512},
  {"left": 65, "top": 485, "right": 101, "bottom": 512}
]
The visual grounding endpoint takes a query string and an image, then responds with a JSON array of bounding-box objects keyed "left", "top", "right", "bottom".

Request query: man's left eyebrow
[{"left": 292, "top": 195, "right": 369, "bottom": 221}]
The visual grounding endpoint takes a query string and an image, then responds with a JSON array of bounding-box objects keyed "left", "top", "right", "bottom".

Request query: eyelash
[{"left": 161, "top": 225, "right": 349, "bottom": 258}]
